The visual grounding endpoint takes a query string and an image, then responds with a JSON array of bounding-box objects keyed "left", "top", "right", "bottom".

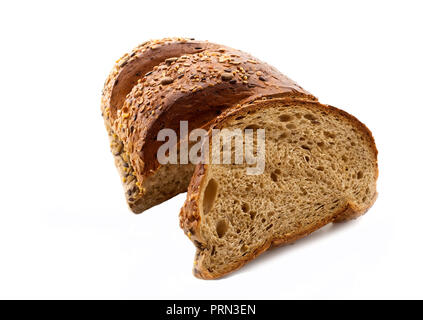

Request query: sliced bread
[
  {"left": 101, "top": 38, "right": 312, "bottom": 213},
  {"left": 180, "top": 98, "right": 378, "bottom": 279}
]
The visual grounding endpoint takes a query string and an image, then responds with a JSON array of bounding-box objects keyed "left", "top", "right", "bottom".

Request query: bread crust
[
  {"left": 179, "top": 98, "right": 378, "bottom": 279},
  {"left": 101, "top": 38, "right": 226, "bottom": 212},
  {"left": 101, "top": 38, "right": 313, "bottom": 212}
]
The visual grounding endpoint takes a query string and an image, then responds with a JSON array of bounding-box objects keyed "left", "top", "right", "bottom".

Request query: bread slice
[
  {"left": 180, "top": 98, "right": 378, "bottom": 279},
  {"left": 101, "top": 38, "right": 313, "bottom": 213}
]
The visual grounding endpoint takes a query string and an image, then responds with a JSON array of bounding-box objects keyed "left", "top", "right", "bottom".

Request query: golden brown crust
[
  {"left": 101, "top": 38, "right": 313, "bottom": 212},
  {"left": 179, "top": 98, "right": 378, "bottom": 279},
  {"left": 101, "top": 37, "right": 220, "bottom": 119},
  {"left": 101, "top": 38, "right": 228, "bottom": 211}
]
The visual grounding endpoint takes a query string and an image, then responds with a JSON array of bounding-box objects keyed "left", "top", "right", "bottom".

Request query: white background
[{"left": 0, "top": 0, "right": 422, "bottom": 299}]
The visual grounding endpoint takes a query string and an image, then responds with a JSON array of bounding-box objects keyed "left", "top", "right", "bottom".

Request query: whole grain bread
[
  {"left": 180, "top": 98, "right": 378, "bottom": 279},
  {"left": 101, "top": 38, "right": 313, "bottom": 213}
]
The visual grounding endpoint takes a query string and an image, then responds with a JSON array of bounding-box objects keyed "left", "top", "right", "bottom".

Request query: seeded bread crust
[
  {"left": 101, "top": 38, "right": 225, "bottom": 211},
  {"left": 179, "top": 98, "right": 378, "bottom": 279},
  {"left": 101, "top": 38, "right": 313, "bottom": 213},
  {"left": 101, "top": 38, "right": 225, "bottom": 122}
]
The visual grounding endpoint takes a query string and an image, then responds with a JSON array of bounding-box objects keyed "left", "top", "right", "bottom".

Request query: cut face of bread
[{"left": 180, "top": 98, "right": 378, "bottom": 279}]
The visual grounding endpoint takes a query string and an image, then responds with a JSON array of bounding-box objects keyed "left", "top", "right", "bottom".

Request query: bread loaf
[
  {"left": 101, "top": 38, "right": 378, "bottom": 279},
  {"left": 101, "top": 38, "right": 312, "bottom": 213},
  {"left": 180, "top": 98, "right": 378, "bottom": 279}
]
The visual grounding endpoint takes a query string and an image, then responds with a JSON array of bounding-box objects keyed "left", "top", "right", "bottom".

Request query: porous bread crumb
[{"left": 180, "top": 99, "right": 378, "bottom": 279}]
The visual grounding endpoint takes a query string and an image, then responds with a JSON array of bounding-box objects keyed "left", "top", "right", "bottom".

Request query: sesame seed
[
  {"left": 160, "top": 77, "right": 174, "bottom": 85},
  {"left": 221, "top": 72, "right": 233, "bottom": 81},
  {"left": 165, "top": 57, "right": 178, "bottom": 64}
]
